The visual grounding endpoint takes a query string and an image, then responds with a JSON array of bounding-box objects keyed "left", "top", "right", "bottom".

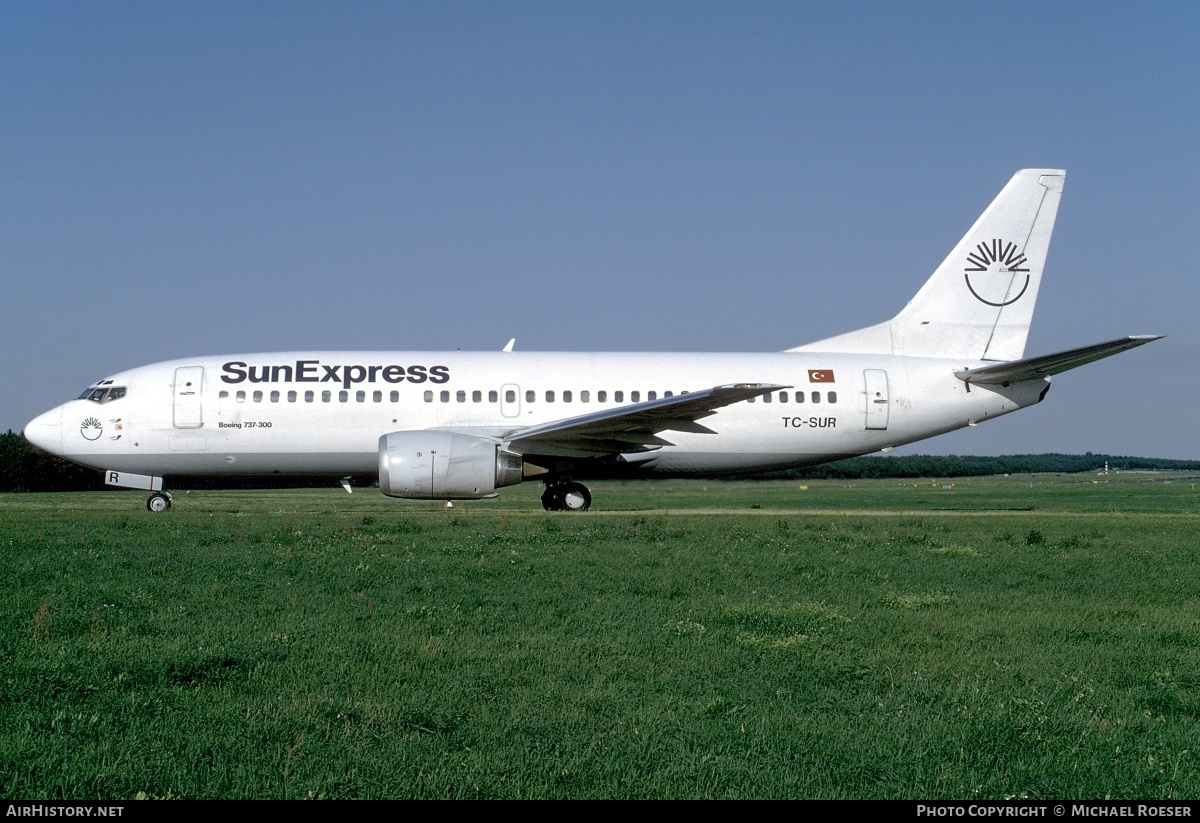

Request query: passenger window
[
  {"left": 795, "top": 391, "right": 804, "bottom": 403},
  {"left": 546, "top": 390, "right": 555, "bottom": 402},
  {"left": 270, "top": 390, "right": 280, "bottom": 402},
  {"left": 390, "top": 391, "right": 399, "bottom": 402},
  {"left": 424, "top": 391, "right": 433, "bottom": 402},
  {"left": 253, "top": 391, "right": 263, "bottom": 403},
  {"left": 748, "top": 396, "right": 756, "bottom": 403},
  {"left": 356, "top": 390, "right": 366, "bottom": 402},
  {"left": 664, "top": 391, "right": 673, "bottom": 398},
  {"left": 598, "top": 390, "right": 607, "bottom": 402},
  {"left": 631, "top": 391, "right": 640, "bottom": 402},
  {"left": 305, "top": 390, "right": 314, "bottom": 402},
  {"left": 811, "top": 391, "right": 820, "bottom": 404},
  {"left": 236, "top": 391, "right": 246, "bottom": 403},
  {"left": 322, "top": 390, "right": 331, "bottom": 402},
  {"left": 373, "top": 391, "right": 382, "bottom": 403},
  {"left": 288, "top": 390, "right": 297, "bottom": 402},
  {"left": 472, "top": 390, "right": 481, "bottom": 402},
  {"left": 581, "top": 390, "right": 590, "bottom": 403},
  {"left": 648, "top": 391, "right": 657, "bottom": 401},
  {"left": 506, "top": 390, "right": 516, "bottom": 403},
  {"left": 778, "top": 392, "right": 787, "bottom": 403},
  {"left": 219, "top": 390, "right": 229, "bottom": 400},
  {"left": 339, "top": 391, "right": 349, "bottom": 402},
  {"left": 456, "top": 390, "right": 466, "bottom": 402},
  {"left": 828, "top": 391, "right": 837, "bottom": 403},
  {"left": 762, "top": 393, "right": 771, "bottom": 404},
  {"left": 563, "top": 390, "right": 572, "bottom": 402},
  {"left": 615, "top": 391, "right": 624, "bottom": 402},
  {"left": 524, "top": 390, "right": 533, "bottom": 403},
  {"left": 440, "top": 390, "right": 450, "bottom": 402}
]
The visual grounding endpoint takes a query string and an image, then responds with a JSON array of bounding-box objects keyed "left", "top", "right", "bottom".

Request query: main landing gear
[
  {"left": 541, "top": 481, "right": 592, "bottom": 512},
  {"left": 146, "top": 491, "right": 173, "bottom": 512}
]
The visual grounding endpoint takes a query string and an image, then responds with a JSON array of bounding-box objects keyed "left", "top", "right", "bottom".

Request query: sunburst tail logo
[{"left": 964, "top": 238, "right": 1031, "bottom": 307}]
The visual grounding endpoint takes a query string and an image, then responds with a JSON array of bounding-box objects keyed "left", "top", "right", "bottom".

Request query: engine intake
[{"left": 378, "top": 431, "right": 524, "bottom": 499}]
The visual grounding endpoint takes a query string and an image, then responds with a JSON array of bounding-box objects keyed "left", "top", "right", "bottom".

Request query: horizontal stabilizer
[{"left": 955, "top": 336, "right": 1163, "bottom": 386}]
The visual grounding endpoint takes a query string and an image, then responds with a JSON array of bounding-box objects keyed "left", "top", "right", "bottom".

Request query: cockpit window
[{"left": 78, "top": 386, "right": 127, "bottom": 404}]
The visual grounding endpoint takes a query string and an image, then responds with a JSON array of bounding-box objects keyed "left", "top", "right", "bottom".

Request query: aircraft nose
[{"left": 24, "top": 406, "right": 64, "bottom": 456}]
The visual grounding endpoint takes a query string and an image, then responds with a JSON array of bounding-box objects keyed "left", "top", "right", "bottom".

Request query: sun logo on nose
[
  {"left": 80, "top": 417, "right": 103, "bottom": 441},
  {"left": 964, "top": 239, "right": 1031, "bottom": 307}
]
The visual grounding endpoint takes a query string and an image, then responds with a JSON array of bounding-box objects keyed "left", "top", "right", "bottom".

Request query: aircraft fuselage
[{"left": 25, "top": 349, "right": 1048, "bottom": 481}]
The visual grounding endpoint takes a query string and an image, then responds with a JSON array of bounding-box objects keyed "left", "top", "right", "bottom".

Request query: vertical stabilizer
[{"left": 789, "top": 169, "right": 1065, "bottom": 361}]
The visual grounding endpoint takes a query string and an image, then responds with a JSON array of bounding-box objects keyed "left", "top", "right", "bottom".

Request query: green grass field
[{"left": 2, "top": 473, "right": 1199, "bottom": 799}]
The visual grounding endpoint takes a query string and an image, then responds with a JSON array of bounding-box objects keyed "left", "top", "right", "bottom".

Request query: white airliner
[{"left": 24, "top": 169, "right": 1160, "bottom": 512}]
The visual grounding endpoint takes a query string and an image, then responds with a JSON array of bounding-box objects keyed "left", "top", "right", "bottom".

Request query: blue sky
[{"left": 3, "top": 1, "right": 1197, "bottom": 458}]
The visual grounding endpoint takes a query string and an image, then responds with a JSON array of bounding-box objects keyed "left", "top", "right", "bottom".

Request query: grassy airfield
[{"left": 2, "top": 474, "right": 1199, "bottom": 799}]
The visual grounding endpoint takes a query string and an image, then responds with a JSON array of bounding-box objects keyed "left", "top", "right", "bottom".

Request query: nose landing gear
[{"left": 541, "top": 481, "right": 592, "bottom": 511}]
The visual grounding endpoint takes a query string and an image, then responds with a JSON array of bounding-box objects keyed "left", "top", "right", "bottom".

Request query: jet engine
[{"left": 378, "top": 431, "right": 524, "bottom": 499}]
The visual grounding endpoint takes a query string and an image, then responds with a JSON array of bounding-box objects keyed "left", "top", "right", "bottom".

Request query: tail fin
[{"left": 789, "top": 169, "right": 1065, "bottom": 361}]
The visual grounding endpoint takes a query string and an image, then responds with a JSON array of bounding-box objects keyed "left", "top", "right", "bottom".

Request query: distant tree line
[
  {"left": 3, "top": 429, "right": 1199, "bottom": 492},
  {"left": 759, "top": 453, "right": 1200, "bottom": 481},
  {"left": 0, "top": 430, "right": 107, "bottom": 491},
  {"left": 0, "top": 430, "right": 354, "bottom": 492}
]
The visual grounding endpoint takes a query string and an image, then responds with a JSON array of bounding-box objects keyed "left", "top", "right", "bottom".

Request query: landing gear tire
[
  {"left": 541, "top": 481, "right": 591, "bottom": 512},
  {"left": 146, "top": 492, "right": 172, "bottom": 513}
]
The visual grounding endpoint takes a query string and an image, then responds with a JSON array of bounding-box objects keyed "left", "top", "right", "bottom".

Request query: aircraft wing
[
  {"left": 955, "top": 336, "right": 1163, "bottom": 386},
  {"left": 503, "top": 383, "right": 789, "bottom": 458}
]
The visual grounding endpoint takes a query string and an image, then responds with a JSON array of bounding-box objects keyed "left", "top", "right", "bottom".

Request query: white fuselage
[{"left": 24, "top": 350, "right": 1048, "bottom": 481}]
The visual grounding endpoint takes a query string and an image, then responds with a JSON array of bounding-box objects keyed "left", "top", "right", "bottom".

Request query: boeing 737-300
[{"left": 23, "top": 169, "right": 1161, "bottom": 511}]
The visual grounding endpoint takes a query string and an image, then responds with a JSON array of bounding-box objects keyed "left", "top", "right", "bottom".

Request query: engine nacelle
[{"left": 378, "top": 431, "right": 524, "bottom": 500}]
